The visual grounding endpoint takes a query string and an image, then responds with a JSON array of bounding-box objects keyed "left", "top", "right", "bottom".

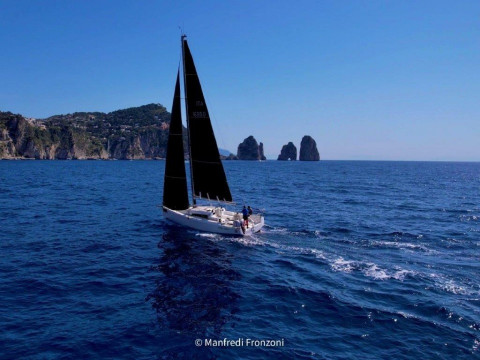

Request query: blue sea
[{"left": 0, "top": 160, "right": 479, "bottom": 359}]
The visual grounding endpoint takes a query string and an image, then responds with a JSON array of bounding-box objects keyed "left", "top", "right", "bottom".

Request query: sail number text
[{"left": 192, "top": 111, "right": 207, "bottom": 118}]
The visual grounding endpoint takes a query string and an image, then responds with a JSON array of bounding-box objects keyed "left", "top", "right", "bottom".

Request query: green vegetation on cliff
[{"left": 0, "top": 104, "right": 187, "bottom": 159}]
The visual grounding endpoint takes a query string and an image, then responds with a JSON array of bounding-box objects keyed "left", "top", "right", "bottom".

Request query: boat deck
[{"left": 164, "top": 205, "right": 264, "bottom": 236}]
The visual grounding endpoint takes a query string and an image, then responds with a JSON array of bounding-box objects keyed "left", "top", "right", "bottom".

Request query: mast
[{"left": 182, "top": 34, "right": 196, "bottom": 206}]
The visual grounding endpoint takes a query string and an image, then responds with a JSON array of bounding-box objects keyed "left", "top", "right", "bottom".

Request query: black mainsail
[
  {"left": 182, "top": 36, "right": 233, "bottom": 203},
  {"left": 163, "top": 70, "right": 189, "bottom": 210}
]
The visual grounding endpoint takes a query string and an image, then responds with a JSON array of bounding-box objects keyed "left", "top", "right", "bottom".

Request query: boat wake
[{"left": 232, "top": 225, "right": 480, "bottom": 298}]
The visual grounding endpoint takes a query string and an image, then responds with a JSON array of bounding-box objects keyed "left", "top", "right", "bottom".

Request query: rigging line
[
  {"left": 177, "top": 40, "right": 186, "bottom": 128},
  {"left": 182, "top": 36, "right": 196, "bottom": 206}
]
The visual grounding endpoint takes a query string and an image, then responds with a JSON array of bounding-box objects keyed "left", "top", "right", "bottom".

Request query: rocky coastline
[
  {"left": 1, "top": 106, "right": 320, "bottom": 161},
  {"left": 0, "top": 104, "right": 178, "bottom": 160}
]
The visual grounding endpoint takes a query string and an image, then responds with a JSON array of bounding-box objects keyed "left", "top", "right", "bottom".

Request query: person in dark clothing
[
  {"left": 248, "top": 206, "right": 253, "bottom": 216},
  {"left": 242, "top": 206, "right": 249, "bottom": 227}
]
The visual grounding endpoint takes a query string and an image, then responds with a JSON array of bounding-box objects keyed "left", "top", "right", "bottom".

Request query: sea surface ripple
[{"left": 0, "top": 160, "right": 479, "bottom": 359}]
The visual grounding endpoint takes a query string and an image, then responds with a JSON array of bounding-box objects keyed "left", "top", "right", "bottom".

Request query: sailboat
[{"left": 162, "top": 35, "right": 265, "bottom": 236}]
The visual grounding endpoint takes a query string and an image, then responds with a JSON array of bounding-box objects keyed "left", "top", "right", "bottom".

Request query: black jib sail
[
  {"left": 182, "top": 37, "right": 233, "bottom": 203},
  {"left": 163, "top": 70, "right": 189, "bottom": 210}
]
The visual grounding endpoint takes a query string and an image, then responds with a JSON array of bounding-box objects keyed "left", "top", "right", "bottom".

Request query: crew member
[{"left": 242, "top": 206, "right": 249, "bottom": 227}]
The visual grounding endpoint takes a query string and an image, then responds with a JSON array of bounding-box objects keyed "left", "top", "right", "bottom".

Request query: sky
[{"left": 1, "top": 0, "right": 479, "bottom": 161}]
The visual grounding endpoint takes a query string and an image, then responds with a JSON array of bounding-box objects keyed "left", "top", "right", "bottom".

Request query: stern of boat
[{"left": 249, "top": 213, "right": 265, "bottom": 233}]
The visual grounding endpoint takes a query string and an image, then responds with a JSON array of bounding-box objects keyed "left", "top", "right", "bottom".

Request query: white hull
[{"left": 163, "top": 205, "right": 264, "bottom": 236}]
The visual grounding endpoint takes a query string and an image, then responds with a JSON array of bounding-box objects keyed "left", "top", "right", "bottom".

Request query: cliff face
[
  {"left": 299, "top": 135, "right": 320, "bottom": 161},
  {"left": 0, "top": 104, "right": 180, "bottom": 160},
  {"left": 277, "top": 142, "right": 297, "bottom": 160},
  {"left": 237, "top": 136, "right": 265, "bottom": 160},
  {"left": 108, "top": 128, "right": 168, "bottom": 160},
  {"left": 0, "top": 115, "right": 17, "bottom": 158},
  {"left": 0, "top": 113, "right": 107, "bottom": 159}
]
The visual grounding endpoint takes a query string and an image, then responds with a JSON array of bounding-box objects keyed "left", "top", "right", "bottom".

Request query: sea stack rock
[
  {"left": 277, "top": 142, "right": 297, "bottom": 161},
  {"left": 237, "top": 136, "right": 264, "bottom": 160},
  {"left": 259, "top": 142, "right": 266, "bottom": 160},
  {"left": 299, "top": 135, "right": 320, "bottom": 161}
]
